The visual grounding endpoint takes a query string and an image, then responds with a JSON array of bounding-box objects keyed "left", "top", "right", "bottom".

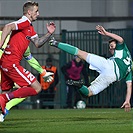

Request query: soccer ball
[{"left": 76, "top": 100, "right": 86, "bottom": 109}]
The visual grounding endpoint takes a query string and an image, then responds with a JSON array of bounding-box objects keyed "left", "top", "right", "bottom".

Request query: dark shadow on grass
[{"left": 70, "top": 117, "right": 107, "bottom": 121}]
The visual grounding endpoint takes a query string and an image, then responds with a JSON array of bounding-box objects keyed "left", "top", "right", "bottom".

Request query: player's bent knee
[
  {"left": 88, "top": 88, "right": 93, "bottom": 97},
  {"left": 35, "top": 86, "right": 42, "bottom": 93},
  {"left": 31, "top": 80, "right": 42, "bottom": 93}
]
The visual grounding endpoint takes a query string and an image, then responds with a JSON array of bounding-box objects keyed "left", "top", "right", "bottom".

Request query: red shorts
[{"left": 1, "top": 63, "right": 36, "bottom": 91}]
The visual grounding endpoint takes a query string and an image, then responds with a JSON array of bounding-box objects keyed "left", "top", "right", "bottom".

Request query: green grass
[{"left": 0, "top": 108, "right": 133, "bottom": 133}]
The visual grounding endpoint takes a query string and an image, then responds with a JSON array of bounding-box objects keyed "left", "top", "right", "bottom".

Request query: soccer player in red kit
[{"left": 0, "top": 1, "right": 56, "bottom": 115}]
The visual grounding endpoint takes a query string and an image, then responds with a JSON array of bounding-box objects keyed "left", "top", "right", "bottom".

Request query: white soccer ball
[{"left": 76, "top": 100, "right": 86, "bottom": 109}]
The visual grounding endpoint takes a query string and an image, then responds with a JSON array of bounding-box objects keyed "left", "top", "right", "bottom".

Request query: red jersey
[
  {"left": 1, "top": 16, "right": 37, "bottom": 66},
  {"left": 1, "top": 16, "right": 37, "bottom": 90}
]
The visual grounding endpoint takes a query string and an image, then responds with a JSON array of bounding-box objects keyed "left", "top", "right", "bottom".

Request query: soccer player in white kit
[{"left": 49, "top": 25, "right": 132, "bottom": 112}]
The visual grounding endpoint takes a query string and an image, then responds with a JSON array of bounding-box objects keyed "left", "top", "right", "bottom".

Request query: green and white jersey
[{"left": 113, "top": 42, "right": 132, "bottom": 81}]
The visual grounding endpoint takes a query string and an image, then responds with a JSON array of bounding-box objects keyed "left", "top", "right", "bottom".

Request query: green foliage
[{"left": 0, "top": 108, "right": 132, "bottom": 133}]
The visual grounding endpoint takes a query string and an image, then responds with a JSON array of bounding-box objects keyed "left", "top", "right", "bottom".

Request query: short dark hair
[
  {"left": 108, "top": 39, "right": 118, "bottom": 44},
  {"left": 46, "top": 58, "right": 52, "bottom": 63},
  {"left": 23, "top": 1, "right": 38, "bottom": 15}
]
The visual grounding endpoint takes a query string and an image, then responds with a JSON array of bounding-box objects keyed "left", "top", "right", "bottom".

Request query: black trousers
[{"left": 66, "top": 85, "right": 82, "bottom": 108}]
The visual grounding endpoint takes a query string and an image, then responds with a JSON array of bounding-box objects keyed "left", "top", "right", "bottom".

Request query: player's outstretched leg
[
  {"left": 0, "top": 98, "right": 26, "bottom": 122},
  {"left": 0, "top": 86, "right": 38, "bottom": 115},
  {"left": 6, "top": 98, "right": 26, "bottom": 111},
  {"left": 49, "top": 37, "right": 90, "bottom": 97},
  {"left": 0, "top": 96, "right": 7, "bottom": 114},
  {"left": 0, "top": 108, "right": 9, "bottom": 122},
  {"left": 49, "top": 37, "right": 79, "bottom": 55}
]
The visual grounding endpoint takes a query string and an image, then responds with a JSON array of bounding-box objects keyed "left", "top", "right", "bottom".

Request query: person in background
[
  {"left": 61, "top": 56, "right": 89, "bottom": 108},
  {"left": 38, "top": 57, "right": 59, "bottom": 109}
]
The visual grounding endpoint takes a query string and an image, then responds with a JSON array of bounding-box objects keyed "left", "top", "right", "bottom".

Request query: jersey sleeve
[
  {"left": 24, "top": 47, "right": 43, "bottom": 74},
  {"left": 13, "top": 16, "right": 31, "bottom": 30},
  {"left": 125, "top": 71, "right": 132, "bottom": 82},
  {"left": 26, "top": 57, "right": 43, "bottom": 74},
  {"left": 12, "top": 16, "right": 37, "bottom": 38}
]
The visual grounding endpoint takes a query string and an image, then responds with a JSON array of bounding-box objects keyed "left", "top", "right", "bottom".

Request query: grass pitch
[{"left": 0, "top": 108, "right": 132, "bottom": 133}]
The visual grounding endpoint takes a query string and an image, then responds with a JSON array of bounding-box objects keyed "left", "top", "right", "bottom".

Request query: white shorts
[{"left": 86, "top": 53, "right": 118, "bottom": 95}]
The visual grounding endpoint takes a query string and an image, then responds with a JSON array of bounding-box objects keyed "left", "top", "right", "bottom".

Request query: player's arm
[
  {"left": 30, "top": 22, "right": 56, "bottom": 48},
  {"left": 0, "top": 23, "right": 16, "bottom": 48},
  {"left": 24, "top": 46, "right": 43, "bottom": 74},
  {"left": 24, "top": 46, "right": 53, "bottom": 82},
  {"left": 96, "top": 25, "right": 124, "bottom": 44},
  {"left": 0, "top": 31, "right": 10, "bottom": 57},
  {"left": 121, "top": 72, "right": 132, "bottom": 112},
  {"left": 132, "top": 62, "right": 133, "bottom": 71},
  {"left": 121, "top": 81, "right": 132, "bottom": 112}
]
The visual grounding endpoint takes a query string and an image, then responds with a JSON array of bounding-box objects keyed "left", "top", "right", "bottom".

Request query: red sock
[
  {"left": 1, "top": 94, "right": 9, "bottom": 102},
  {"left": 8, "top": 87, "right": 38, "bottom": 100}
]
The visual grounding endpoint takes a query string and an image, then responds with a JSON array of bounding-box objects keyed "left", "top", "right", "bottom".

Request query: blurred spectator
[
  {"left": 61, "top": 56, "right": 89, "bottom": 108},
  {"left": 38, "top": 57, "right": 59, "bottom": 109}
]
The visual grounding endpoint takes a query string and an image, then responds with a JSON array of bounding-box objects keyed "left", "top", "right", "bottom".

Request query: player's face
[
  {"left": 30, "top": 6, "right": 39, "bottom": 21},
  {"left": 75, "top": 57, "right": 81, "bottom": 62},
  {"left": 46, "top": 61, "right": 52, "bottom": 67},
  {"left": 109, "top": 41, "right": 116, "bottom": 55}
]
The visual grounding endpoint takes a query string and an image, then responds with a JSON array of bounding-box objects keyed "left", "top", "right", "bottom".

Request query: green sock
[
  {"left": 79, "top": 85, "right": 89, "bottom": 97},
  {"left": 6, "top": 98, "right": 26, "bottom": 110},
  {"left": 58, "top": 42, "right": 78, "bottom": 55}
]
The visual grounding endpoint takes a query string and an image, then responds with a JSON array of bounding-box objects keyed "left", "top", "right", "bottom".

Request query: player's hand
[
  {"left": 47, "top": 22, "right": 56, "bottom": 34},
  {"left": 121, "top": 101, "right": 131, "bottom": 112},
  {"left": 41, "top": 70, "right": 54, "bottom": 82},
  {"left": 96, "top": 25, "right": 107, "bottom": 35}
]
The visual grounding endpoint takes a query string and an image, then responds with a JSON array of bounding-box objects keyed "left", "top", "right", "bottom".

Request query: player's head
[
  {"left": 108, "top": 39, "right": 118, "bottom": 55},
  {"left": 23, "top": 1, "right": 39, "bottom": 21},
  {"left": 46, "top": 57, "right": 52, "bottom": 67},
  {"left": 74, "top": 55, "right": 82, "bottom": 63}
]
